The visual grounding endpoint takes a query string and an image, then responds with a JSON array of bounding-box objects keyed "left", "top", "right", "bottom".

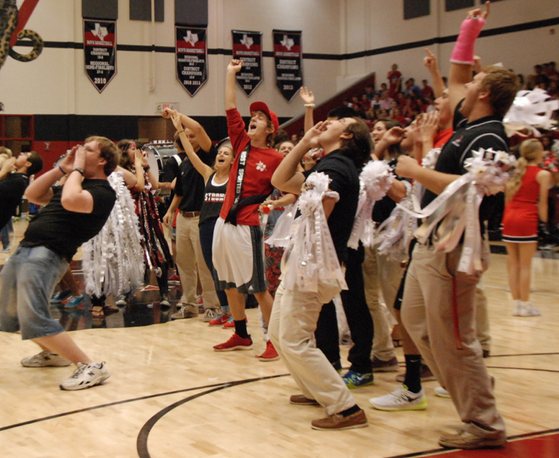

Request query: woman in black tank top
[{"left": 166, "top": 111, "right": 235, "bottom": 325}]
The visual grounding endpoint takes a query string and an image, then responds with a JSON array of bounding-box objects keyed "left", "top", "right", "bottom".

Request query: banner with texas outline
[
  {"left": 83, "top": 20, "right": 117, "bottom": 93},
  {"left": 273, "top": 30, "right": 303, "bottom": 102},
  {"left": 176, "top": 26, "right": 208, "bottom": 97},
  {"left": 232, "top": 30, "right": 263, "bottom": 97}
]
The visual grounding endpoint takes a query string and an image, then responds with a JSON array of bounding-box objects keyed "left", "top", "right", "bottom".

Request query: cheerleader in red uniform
[{"left": 502, "top": 139, "right": 551, "bottom": 316}]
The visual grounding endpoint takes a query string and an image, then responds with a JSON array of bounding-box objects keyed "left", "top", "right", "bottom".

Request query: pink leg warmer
[{"left": 450, "top": 17, "right": 486, "bottom": 65}]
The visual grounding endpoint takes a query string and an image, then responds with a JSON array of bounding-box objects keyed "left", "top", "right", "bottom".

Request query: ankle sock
[
  {"left": 340, "top": 404, "right": 360, "bottom": 417},
  {"left": 234, "top": 319, "right": 249, "bottom": 339},
  {"left": 404, "top": 355, "right": 422, "bottom": 393}
]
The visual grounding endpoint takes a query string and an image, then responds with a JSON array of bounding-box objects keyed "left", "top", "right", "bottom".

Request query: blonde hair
[{"left": 505, "top": 138, "right": 542, "bottom": 202}]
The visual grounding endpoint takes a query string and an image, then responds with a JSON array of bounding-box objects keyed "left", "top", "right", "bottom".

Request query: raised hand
[
  {"left": 383, "top": 126, "right": 406, "bottom": 145},
  {"left": 60, "top": 145, "right": 78, "bottom": 172},
  {"left": 424, "top": 48, "right": 438, "bottom": 73},
  {"left": 420, "top": 111, "right": 440, "bottom": 142},
  {"left": 300, "top": 87, "right": 315, "bottom": 105},
  {"left": 467, "top": 1, "right": 489, "bottom": 20},
  {"left": 170, "top": 111, "right": 183, "bottom": 131},
  {"left": 227, "top": 59, "right": 243, "bottom": 73},
  {"left": 1, "top": 156, "right": 16, "bottom": 173}
]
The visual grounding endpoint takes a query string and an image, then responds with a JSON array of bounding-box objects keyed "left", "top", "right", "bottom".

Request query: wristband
[
  {"left": 450, "top": 17, "right": 485, "bottom": 65},
  {"left": 58, "top": 165, "right": 67, "bottom": 175},
  {"left": 144, "top": 166, "right": 151, "bottom": 171},
  {"left": 176, "top": 129, "right": 185, "bottom": 134},
  {"left": 304, "top": 103, "right": 315, "bottom": 108},
  {"left": 72, "top": 167, "right": 85, "bottom": 176}
]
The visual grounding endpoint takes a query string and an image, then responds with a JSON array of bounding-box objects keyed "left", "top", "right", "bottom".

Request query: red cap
[{"left": 250, "top": 101, "right": 279, "bottom": 134}]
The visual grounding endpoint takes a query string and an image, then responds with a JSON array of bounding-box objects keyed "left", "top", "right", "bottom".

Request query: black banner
[
  {"left": 176, "top": 27, "right": 208, "bottom": 96},
  {"left": 273, "top": 30, "right": 303, "bottom": 102},
  {"left": 232, "top": 30, "right": 263, "bottom": 97},
  {"left": 83, "top": 20, "right": 117, "bottom": 93}
]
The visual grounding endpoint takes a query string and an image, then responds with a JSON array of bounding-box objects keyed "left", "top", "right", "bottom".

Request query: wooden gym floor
[{"left": 0, "top": 220, "right": 558, "bottom": 458}]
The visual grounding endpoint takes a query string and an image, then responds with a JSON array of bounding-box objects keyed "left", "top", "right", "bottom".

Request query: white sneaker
[
  {"left": 60, "top": 362, "right": 110, "bottom": 391},
  {"left": 369, "top": 385, "right": 427, "bottom": 411},
  {"left": 512, "top": 300, "right": 522, "bottom": 316},
  {"left": 202, "top": 308, "right": 219, "bottom": 322},
  {"left": 21, "top": 351, "right": 72, "bottom": 367},
  {"left": 434, "top": 387, "right": 450, "bottom": 398},
  {"left": 519, "top": 303, "right": 541, "bottom": 317}
]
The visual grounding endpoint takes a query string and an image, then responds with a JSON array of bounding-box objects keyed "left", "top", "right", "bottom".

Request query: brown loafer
[
  {"left": 311, "top": 409, "right": 368, "bottom": 431},
  {"left": 289, "top": 394, "right": 320, "bottom": 406}
]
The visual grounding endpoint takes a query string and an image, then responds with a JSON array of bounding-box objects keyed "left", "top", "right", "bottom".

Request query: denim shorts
[{"left": 0, "top": 246, "right": 68, "bottom": 340}]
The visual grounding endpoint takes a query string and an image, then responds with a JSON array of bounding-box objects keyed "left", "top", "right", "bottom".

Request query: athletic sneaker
[
  {"left": 434, "top": 387, "right": 450, "bottom": 398},
  {"left": 168, "top": 274, "right": 181, "bottom": 286},
  {"left": 160, "top": 294, "right": 171, "bottom": 308},
  {"left": 21, "top": 351, "right": 71, "bottom": 367},
  {"left": 372, "top": 356, "right": 399, "bottom": 372},
  {"left": 369, "top": 385, "right": 427, "bottom": 411},
  {"left": 64, "top": 295, "right": 85, "bottom": 309},
  {"left": 202, "top": 308, "right": 219, "bottom": 322},
  {"left": 209, "top": 313, "right": 231, "bottom": 326},
  {"left": 223, "top": 316, "right": 247, "bottom": 328},
  {"left": 115, "top": 295, "right": 128, "bottom": 307},
  {"left": 1, "top": 246, "right": 11, "bottom": 253},
  {"left": 342, "top": 370, "right": 374, "bottom": 389},
  {"left": 60, "top": 362, "right": 110, "bottom": 391},
  {"left": 257, "top": 341, "right": 280, "bottom": 361},
  {"left": 50, "top": 289, "right": 72, "bottom": 304},
  {"left": 311, "top": 409, "right": 368, "bottom": 431},
  {"left": 396, "top": 363, "right": 436, "bottom": 383},
  {"left": 439, "top": 430, "right": 507, "bottom": 449},
  {"left": 516, "top": 303, "right": 541, "bottom": 317},
  {"left": 171, "top": 305, "right": 197, "bottom": 320},
  {"left": 213, "top": 333, "right": 253, "bottom": 352}
]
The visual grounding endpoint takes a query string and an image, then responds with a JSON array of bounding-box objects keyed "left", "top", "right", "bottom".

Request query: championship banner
[
  {"left": 83, "top": 20, "right": 117, "bottom": 93},
  {"left": 273, "top": 30, "right": 303, "bottom": 102},
  {"left": 176, "top": 26, "right": 208, "bottom": 97},
  {"left": 232, "top": 30, "right": 263, "bottom": 97}
]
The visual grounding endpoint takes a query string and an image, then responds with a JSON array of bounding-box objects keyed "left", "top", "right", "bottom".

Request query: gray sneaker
[
  {"left": 202, "top": 308, "right": 219, "bottom": 322},
  {"left": 60, "top": 362, "right": 110, "bottom": 391},
  {"left": 171, "top": 304, "right": 197, "bottom": 320},
  {"left": 21, "top": 351, "right": 72, "bottom": 367}
]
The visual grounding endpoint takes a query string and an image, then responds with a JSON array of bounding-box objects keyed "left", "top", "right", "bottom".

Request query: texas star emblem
[{"left": 256, "top": 161, "right": 266, "bottom": 172}]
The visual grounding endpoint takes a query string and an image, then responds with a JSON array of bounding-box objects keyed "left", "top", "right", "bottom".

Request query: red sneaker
[
  {"left": 223, "top": 316, "right": 248, "bottom": 328},
  {"left": 168, "top": 274, "right": 180, "bottom": 282},
  {"left": 257, "top": 341, "right": 280, "bottom": 362},
  {"left": 213, "top": 333, "right": 253, "bottom": 352},
  {"left": 208, "top": 313, "right": 231, "bottom": 326}
]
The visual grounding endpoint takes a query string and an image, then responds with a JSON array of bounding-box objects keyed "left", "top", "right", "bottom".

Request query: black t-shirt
[
  {"left": 303, "top": 151, "right": 360, "bottom": 264},
  {"left": 422, "top": 103, "right": 509, "bottom": 225},
  {"left": 174, "top": 146, "right": 217, "bottom": 212},
  {"left": 20, "top": 179, "right": 116, "bottom": 261},
  {"left": 0, "top": 172, "right": 28, "bottom": 229}
]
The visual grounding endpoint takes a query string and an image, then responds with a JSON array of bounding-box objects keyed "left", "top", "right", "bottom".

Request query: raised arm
[
  {"left": 162, "top": 108, "right": 212, "bottom": 153},
  {"left": 131, "top": 149, "right": 146, "bottom": 192},
  {"left": 424, "top": 49, "right": 447, "bottom": 99},
  {"left": 225, "top": 59, "right": 243, "bottom": 111},
  {"left": 170, "top": 110, "right": 213, "bottom": 182},
  {"left": 448, "top": 3, "right": 490, "bottom": 114},
  {"left": 0, "top": 157, "right": 16, "bottom": 181},
  {"left": 60, "top": 147, "right": 94, "bottom": 213},
  {"left": 26, "top": 147, "right": 80, "bottom": 205},
  {"left": 272, "top": 122, "right": 327, "bottom": 194},
  {"left": 300, "top": 87, "right": 315, "bottom": 133},
  {"left": 115, "top": 165, "right": 137, "bottom": 188}
]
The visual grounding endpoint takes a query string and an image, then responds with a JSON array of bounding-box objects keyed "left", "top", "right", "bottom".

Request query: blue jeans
[
  {"left": 0, "top": 222, "right": 10, "bottom": 248},
  {"left": 0, "top": 246, "right": 68, "bottom": 339}
]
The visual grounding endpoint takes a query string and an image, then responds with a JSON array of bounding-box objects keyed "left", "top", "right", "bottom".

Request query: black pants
[{"left": 315, "top": 245, "right": 374, "bottom": 374}]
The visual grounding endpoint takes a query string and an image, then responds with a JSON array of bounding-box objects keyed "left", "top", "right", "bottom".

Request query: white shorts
[{"left": 212, "top": 217, "right": 266, "bottom": 294}]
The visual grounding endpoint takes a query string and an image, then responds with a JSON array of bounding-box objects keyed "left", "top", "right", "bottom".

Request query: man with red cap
[{"left": 212, "top": 59, "right": 284, "bottom": 359}]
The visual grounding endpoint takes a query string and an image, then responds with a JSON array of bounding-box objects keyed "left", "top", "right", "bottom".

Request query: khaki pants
[
  {"left": 362, "top": 245, "right": 404, "bottom": 360},
  {"left": 269, "top": 281, "right": 357, "bottom": 416},
  {"left": 401, "top": 242, "right": 506, "bottom": 439},
  {"left": 175, "top": 214, "right": 218, "bottom": 309}
]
